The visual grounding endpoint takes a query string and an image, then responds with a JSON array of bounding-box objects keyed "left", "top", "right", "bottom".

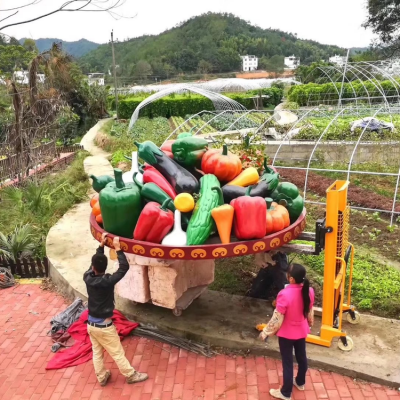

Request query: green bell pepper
[
  {"left": 271, "top": 182, "right": 304, "bottom": 223},
  {"left": 186, "top": 174, "right": 223, "bottom": 245},
  {"left": 171, "top": 137, "right": 208, "bottom": 168},
  {"left": 99, "top": 169, "right": 142, "bottom": 238},
  {"left": 259, "top": 158, "right": 280, "bottom": 195},
  {"left": 177, "top": 125, "right": 198, "bottom": 139}
]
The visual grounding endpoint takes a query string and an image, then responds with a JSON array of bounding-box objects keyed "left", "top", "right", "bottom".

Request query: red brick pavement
[{"left": 0, "top": 284, "right": 399, "bottom": 400}]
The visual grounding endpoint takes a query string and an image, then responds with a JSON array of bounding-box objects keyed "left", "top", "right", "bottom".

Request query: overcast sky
[{"left": 2, "top": 0, "right": 374, "bottom": 48}]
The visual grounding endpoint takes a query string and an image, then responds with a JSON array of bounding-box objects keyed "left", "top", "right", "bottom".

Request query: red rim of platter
[{"left": 90, "top": 208, "right": 307, "bottom": 260}]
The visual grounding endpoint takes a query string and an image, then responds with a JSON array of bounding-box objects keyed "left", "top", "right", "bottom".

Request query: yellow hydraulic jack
[{"left": 306, "top": 180, "right": 360, "bottom": 352}]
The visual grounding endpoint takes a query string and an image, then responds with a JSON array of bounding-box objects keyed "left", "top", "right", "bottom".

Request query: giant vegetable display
[{"left": 90, "top": 140, "right": 305, "bottom": 248}]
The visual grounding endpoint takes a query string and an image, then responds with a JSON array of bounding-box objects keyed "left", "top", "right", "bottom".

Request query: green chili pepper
[
  {"left": 259, "top": 158, "right": 280, "bottom": 195},
  {"left": 172, "top": 137, "right": 208, "bottom": 168}
]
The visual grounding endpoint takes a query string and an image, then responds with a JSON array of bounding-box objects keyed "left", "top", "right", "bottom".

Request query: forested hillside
[{"left": 79, "top": 13, "right": 345, "bottom": 79}]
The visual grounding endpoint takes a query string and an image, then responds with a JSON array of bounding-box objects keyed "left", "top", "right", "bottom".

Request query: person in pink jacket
[{"left": 259, "top": 263, "right": 314, "bottom": 400}]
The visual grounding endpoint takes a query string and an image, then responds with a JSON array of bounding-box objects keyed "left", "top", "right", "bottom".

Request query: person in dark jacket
[{"left": 84, "top": 233, "right": 148, "bottom": 387}]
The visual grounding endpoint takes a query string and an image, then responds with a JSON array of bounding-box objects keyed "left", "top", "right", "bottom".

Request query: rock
[
  {"left": 148, "top": 260, "right": 215, "bottom": 309},
  {"left": 115, "top": 261, "right": 150, "bottom": 304}
]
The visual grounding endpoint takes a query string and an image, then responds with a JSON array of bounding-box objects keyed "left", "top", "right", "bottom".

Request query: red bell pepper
[
  {"left": 230, "top": 186, "right": 267, "bottom": 240},
  {"left": 143, "top": 166, "right": 177, "bottom": 199},
  {"left": 133, "top": 199, "right": 174, "bottom": 243}
]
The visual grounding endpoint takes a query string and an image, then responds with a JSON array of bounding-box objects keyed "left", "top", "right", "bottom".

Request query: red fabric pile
[{"left": 46, "top": 309, "right": 138, "bottom": 370}]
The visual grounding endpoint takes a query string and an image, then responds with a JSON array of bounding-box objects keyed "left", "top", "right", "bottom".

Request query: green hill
[
  {"left": 79, "top": 13, "right": 345, "bottom": 80},
  {"left": 19, "top": 38, "right": 101, "bottom": 58}
]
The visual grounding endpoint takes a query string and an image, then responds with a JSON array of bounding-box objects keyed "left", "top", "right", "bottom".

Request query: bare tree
[{"left": 0, "top": 0, "right": 131, "bottom": 31}]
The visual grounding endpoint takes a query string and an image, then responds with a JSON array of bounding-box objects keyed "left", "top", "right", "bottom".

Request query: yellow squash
[{"left": 226, "top": 167, "right": 259, "bottom": 187}]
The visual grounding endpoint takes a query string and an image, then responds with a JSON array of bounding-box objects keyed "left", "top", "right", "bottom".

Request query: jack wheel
[
  {"left": 173, "top": 307, "right": 182, "bottom": 317},
  {"left": 346, "top": 311, "right": 360, "bottom": 325},
  {"left": 338, "top": 336, "right": 353, "bottom": 352}
]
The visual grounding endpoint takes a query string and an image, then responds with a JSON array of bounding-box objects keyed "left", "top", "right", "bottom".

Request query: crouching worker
[
  {"left": 84, "top": 232, "right": 148, "bottom": 386},
  {"left": 258, "top": 264, "right": 314, "bottom": 400}
]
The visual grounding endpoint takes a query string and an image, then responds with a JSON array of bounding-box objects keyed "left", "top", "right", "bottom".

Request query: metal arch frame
[
  {"left": 271, "top": 107, "right": 321, "bottom": 165},
  {"left": 193, "top": 110, "right": 237, "bottom": 136},
  {"left": 345, "top": 64, "right": 391, "bottom": 109},
  {"left": 361, "top": 61, "right": 400, "bottom": 102},
  {"left": 346, "top": 107, "right": 385, "bottom": 181},
  {"left": 391, "top": 164, "right": 400, "bottom": 225},
  {"left": 329, "top": 65, "right": 370, "bottom": 107},
  {"left": 251, "top": 112, "right": 277, "bottom": 138},
  {"left": 161, "top": 110, "right": 217, "bottom": 146},
  {"left": 223, "top": 110, "right": 270, "bottom": 134},
  {"left": 308, "top": 61, "right": 400, "bottom": 108},
  {"left": 303, "top": 108, "right": 347, "bottom": 202},
  {"left": 311, "top": 67, "right": 358, "bottom": 108},
  {"left": 128, "top": 85, "right": 246, "bottom": 130}
]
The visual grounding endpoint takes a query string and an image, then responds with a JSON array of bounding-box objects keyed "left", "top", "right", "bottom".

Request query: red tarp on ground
[{"left": 46, "top": 309, "right": 139, "bottom": 370}]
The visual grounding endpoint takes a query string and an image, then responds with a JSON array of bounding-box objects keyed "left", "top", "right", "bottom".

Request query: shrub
[{"left": 115, "top": 88, "right": 284, "bottom": 119}]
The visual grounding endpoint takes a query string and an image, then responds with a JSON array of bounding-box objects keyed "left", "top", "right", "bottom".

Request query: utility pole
[{"left": 111, "top": 30, "right": 118, "bottom": 118}]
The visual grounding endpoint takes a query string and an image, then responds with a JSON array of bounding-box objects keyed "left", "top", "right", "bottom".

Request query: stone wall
[{"left": 265, "top": 141, "right": 400, "bottom": 166}]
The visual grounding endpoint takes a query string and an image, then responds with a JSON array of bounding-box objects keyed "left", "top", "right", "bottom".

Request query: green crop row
[{"left": 288, "top": 79, "right": 400, "bottom": 106}]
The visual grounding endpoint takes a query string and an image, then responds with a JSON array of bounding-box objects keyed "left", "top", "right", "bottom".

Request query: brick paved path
[{"left": 0, "top": 284, "right": 398, "bottom": 400}]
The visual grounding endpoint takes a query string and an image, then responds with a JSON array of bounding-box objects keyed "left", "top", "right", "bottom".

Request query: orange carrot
[{"left": 211, "top": 204, "right": 234, "bottom": 244}]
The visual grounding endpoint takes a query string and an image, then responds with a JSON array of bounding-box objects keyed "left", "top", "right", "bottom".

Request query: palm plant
[{"left": 0, "top": 224, "right": 36, "bottom": 262}]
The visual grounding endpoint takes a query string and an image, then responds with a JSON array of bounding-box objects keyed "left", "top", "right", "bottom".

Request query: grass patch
[
  {"left": 96, "top": 117, "right": 170, "bottom": 167},
  {"left": 0, "top": 151, "right": 90, "bottom": 257},
  {"left": 212, "top": 256, "right": 256, "bottom": 295},
  {"left": 300, "top": 252, "right": 400, "bottom": 318}
]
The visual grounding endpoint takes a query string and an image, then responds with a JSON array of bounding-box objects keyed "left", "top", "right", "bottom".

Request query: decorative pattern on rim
[{"left": 89, "top": 209, "right": 306, "bottom": 260}]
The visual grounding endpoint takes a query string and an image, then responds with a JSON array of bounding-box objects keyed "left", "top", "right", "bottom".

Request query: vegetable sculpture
[
  {"left": 186, "top": 174, "right": 222, "bottom": 245},
  {"left": 134, "top": 200, "right": 174, "bottom": 244},
  {"left": 231, "top": 186, "right": 267, "bottom": 240},
  {"left": 135, "top": 141, "right": 199, "bottom": 194},
  {"left": 201, "top": 144, "right": 242, "bottom": 182},
  {"left": 99, "top": 169, "right": 142, "bottom": 238},
  {"left": 271, "top": 182, "right": 304, "bottom": 223},
  {"left": 91, "top": 140, "right": 305, "bottom": 250}
]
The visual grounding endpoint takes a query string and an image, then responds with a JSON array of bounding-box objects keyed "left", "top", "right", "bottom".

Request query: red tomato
[
  {"left": 92, "top": 202, "right": 101, "bottom": 217},
  {"left": 90, "top": 194, "right": 99, "bottom": 208},
  {"left": 96, "top": 214, "right": 103, "bottom": 224}
]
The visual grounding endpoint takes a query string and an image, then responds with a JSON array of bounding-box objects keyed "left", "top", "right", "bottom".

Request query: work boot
[
  {"left": 126, "top": 371, "right": 148, "bottom": 384},
  {"left": 293, "top": 378, "right": 305, "bottom": 391},
  {"left": 270, "top": 388, "right": 291, "bottom": 400},
  {"left": 99, "top": 370, "right": 111, "bottom": 387}
]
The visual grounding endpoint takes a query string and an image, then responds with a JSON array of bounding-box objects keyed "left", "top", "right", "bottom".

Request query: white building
[
  {"left": 12, "top": 71, "right": 45, "bottom": 85},
  {"left": 284, "top": 55, "right": 300, "bottom": 70},
  {"left": 87, "top": 73, "right": 105, "bottom": 86},
  {"left": 329, "top": 55, "right": 347, "bottom": 66},
  {"left": 241, "top": 55, "right": 258, "bottom": 72}
]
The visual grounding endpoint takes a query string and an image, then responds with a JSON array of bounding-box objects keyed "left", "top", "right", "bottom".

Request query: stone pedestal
[
  {"left": 148, "top": 259, "right": 215, "bottom": 309},
  {"left": 114, "top": 253, "right": 215, "bottom": 311}
]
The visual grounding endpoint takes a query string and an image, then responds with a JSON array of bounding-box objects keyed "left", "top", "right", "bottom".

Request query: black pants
[{"left": 278, "top": 337, "right": 308, "bottom": 398}]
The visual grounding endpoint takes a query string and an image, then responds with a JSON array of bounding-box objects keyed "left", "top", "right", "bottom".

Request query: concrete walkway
[
  {"left": 46, "top": 119, "right": 400, "bottom": 389},
  {"left": 47, "top": 119, "right": 115, "bottom": 301},
  {"left": 1, "top": 283, "right": 399, "bottom": 400}
]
